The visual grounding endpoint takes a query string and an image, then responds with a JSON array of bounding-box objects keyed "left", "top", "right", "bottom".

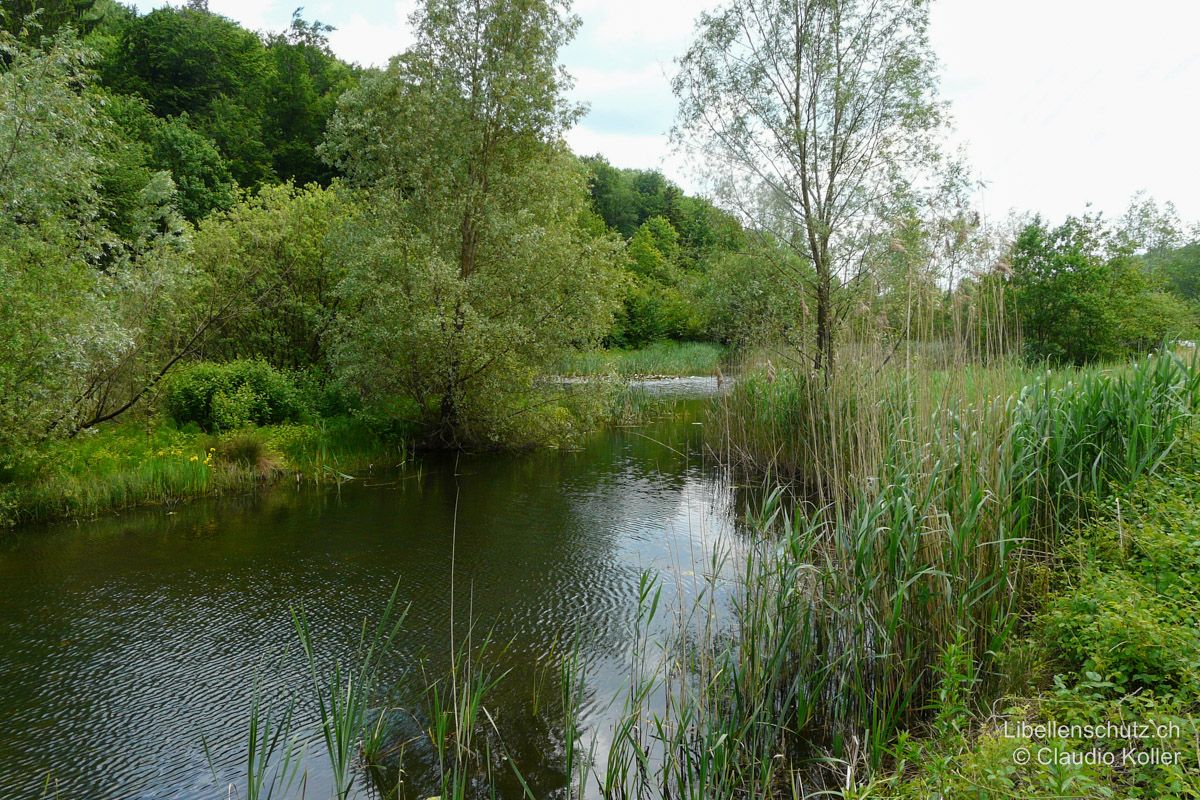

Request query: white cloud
[
  {"left": 205, "top": 0, "right": 278, "bottom": 31},
  {"left": 570, "top": 63, "right": 666, "bottom": 99},
  {"left": 566, "top": 62, "right": 676, "bottom": 136},
  {"left": 931, "top": 0, "right": 1200, "bottom": 223},
  {"left": 566, "top": 127, "right": 668, "bottom": 169},
  {"left": 571, "top": 0, "right": 715, "bottom": 50},
  {"left": 326, "top": 1, "right": 417, "bottom": 68}
]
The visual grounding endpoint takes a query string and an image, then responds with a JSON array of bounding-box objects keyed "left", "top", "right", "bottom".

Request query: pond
[{"left": 0, "top": 390, "right": 752, "bottom": 799}]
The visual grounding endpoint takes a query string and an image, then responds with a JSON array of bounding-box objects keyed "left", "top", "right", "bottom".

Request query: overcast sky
[{"left": 131, "top": 0, "right": 1200, "bottom": 224}]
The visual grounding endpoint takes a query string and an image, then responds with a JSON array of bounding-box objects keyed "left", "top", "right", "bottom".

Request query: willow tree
[
  {"left": 0, "top": 28, "right": 249, "bottom": 447},
  {"left": 674, "top": 0, "right": 944, "bottom": 375},
  {"left": 0, "top": 28, "right": 132, "bottom": 452},
  {"left": 322, "top": 0, "right": 622, "bottom": 446}
]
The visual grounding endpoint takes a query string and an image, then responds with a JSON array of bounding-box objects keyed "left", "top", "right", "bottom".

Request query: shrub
[
  {"left": 165, "top": 360, "right": 303, "bottom": 432},
  {"left": 293, "top": 369, "right": 362, "bottom": 419}
]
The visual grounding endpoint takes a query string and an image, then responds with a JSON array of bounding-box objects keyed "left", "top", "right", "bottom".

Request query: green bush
[
  {"left": 165, "top": 360, "right": 304, "bottom": 432},
  {"left": 293, "top": 369, "right": 362, "bottom": 419},
  {"left": 1040, "top": 464, "right": 1200, "bottom": 694}
]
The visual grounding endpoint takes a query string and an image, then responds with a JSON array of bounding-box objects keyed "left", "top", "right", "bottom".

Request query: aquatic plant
[
  {"left": 292, "top": 585, "right": 408, "bottom": 800},
  {"left": 595, "top": 348, "right": 1200, "bottom": 795},
  {"left": 205, "top": 656, "right": 306, "bottom": 800}
]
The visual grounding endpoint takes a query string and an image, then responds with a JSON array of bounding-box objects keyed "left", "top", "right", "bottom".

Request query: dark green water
[{"left": 0, "top": 388, "right": 747, "bottom": 799}]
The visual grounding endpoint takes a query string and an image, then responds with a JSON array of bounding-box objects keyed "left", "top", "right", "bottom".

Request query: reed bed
[{"left": 599, "top": 347, "right": 1200, "bottom": 797}]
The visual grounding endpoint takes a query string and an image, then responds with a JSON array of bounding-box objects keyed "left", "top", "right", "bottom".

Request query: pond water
[{"left": 0, "top": 391, "right": 752, "bottom": 799}]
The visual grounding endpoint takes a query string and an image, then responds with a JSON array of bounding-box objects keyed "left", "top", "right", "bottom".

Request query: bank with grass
[
  {"left": 587, "top": 347, "right": 1200, "bottom": 797},
  {"left": 0, "top": 415, "right": 407, "bottom": 529},
  {"left": 554, "top": 340, "right": 727, "bottom": 378},
  {"left": 0, "top": 343, "right": 722, "bottom": 530},
  {"left": 0, "top": 359, "right": 413, "bottom": 529},
  {"left": 881, "top": 450, "right": 1200, "bottom": 798}
]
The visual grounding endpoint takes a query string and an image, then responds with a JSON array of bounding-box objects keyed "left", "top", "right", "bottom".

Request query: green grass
[
  {"left": 555, "top": 340, "right": 727, "bottom": 377},
  {"left": 879, "top": 449, "right": 1200, "bottom": 799},
  {"left": 593, "top": 348, "right": 1200, "bottom": 797},
  {"left": 0, "top": 415, "right": 406, "bottom": 528}
]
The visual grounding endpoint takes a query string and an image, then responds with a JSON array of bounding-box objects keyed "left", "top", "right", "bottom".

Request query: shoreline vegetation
[
  {"left": 0, "top": 342, "right": 725, "bottom": 530},
  {"left": 886, "top": 448, "right": 1200, "bottom": 796},
  {"left": 553, "top": 341, "right": 727, "bottom": 378},
  {"left": 614, "top": 347, "right": 1200, "bottom": 798},
  {"left": 0, "top": 415, "right": 403, "bottom": 529},
  {"left": 185, "top": 347, "right": 1200, "bottom": 800}
]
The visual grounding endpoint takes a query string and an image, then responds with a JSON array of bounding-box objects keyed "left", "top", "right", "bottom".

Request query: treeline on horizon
[{"left": 3, "top": 0, "right": 1200, "bottom": 456}]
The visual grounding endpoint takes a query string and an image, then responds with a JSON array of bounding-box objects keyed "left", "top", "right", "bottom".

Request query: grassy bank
[
  {"left": 879, "top": 450, "right": 1200, "bottom": 798},
  {"left": 0, "top": 415, "right": 405, "bottom": 528},
  {"left": 556, "top": 340, "right": 727, "bottom": 377},
  {"left": 590, "top": 349, "right": 1200, "bottom": 796},
  {"left": 0, "top": 344, "right": 707, "bottom": 529}
]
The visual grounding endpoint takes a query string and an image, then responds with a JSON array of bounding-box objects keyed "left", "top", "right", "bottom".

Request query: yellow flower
[{"left": 189, "top": 455, "right": 199, "bottom": 462}]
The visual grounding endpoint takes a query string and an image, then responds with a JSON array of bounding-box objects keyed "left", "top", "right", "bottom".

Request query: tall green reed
[
  {"left": 292, "top": 585, "right": 408, "bottom": 800},
  {"left": 608, "top": 348, "right": 1200, "bottom": 796},
  {"left": 416, "top": 627, "right": 542, "bottom": 800},
  {"left": 205, "top": 656, "right": 306, "bottom": 800}
]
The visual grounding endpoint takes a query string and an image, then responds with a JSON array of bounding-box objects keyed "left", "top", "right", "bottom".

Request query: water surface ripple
[{"left": 0, "top": 395, "right": 745, "bottom": 799}]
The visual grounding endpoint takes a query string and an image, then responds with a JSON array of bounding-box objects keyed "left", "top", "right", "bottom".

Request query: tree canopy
[
  {"left": 322, "top": 0, "right": 623, "bottom": 445},
  {"left": 1, "top": 0, "right": 1199, "bottom": 457},
  {"left": 674, "top": 0, "right": 946, "bottom": 375},
  {"left": 1010, "top": 216, "right": 1190, "bottom": 364}
]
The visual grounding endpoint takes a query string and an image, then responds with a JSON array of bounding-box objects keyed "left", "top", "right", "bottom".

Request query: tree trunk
[
  {"left": 438, "top": 388, "right": 460, "bottom": 447},
  {"left": 813, "top": 260, "right": 834, "bottom": 379}
]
